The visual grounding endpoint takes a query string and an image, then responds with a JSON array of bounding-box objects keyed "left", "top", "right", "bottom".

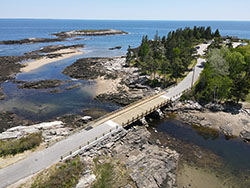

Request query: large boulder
[{"left": 205, "top": 103, "right": 224, "bottom": 112}]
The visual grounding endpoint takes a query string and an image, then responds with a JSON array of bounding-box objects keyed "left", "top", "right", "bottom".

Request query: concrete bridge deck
[{"left": 0, "top": 44, "right": 208, "bottom": 188}]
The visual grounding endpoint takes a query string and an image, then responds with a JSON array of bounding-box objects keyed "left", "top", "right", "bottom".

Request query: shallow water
[{"left": 150, "top": 118, "right": 250, "bottom": 187}]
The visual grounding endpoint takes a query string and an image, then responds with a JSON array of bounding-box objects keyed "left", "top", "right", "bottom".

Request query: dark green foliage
[
  {"left": 31, "top": 158, "right": 84, "bottom": 188},
  {"left": 126, "top": 45, "right": 133, "bottom": 65},
  {"left": 180, "top": 90, "right": 194, "bottom": 101},
  {"left": 127, "top": 26, "right": 219, "bottom": 86},
  {"left": 0, "top": 133, "right": 42, "bottom": 157},
  {"left": 214, "top": 29, "right": 221, "bottom": 38},
  {"left": 194, "top": 46, "right": 250, "bottom": 104}
]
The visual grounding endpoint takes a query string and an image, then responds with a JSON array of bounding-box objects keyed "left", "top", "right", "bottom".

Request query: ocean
[
  {"left": 1, "top": 19, "right": 250, "bottom": 57},
  {"left": 0, "top": 19, "right": 250, "bottom": 121}
]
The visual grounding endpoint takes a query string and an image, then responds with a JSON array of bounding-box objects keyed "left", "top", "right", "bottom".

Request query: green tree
[
  {"left": 126, "top": 45, "right": 133, "bottom": 65},
  {"left": 226, "top": 51, "right": 250, "bottom": 102},
  {"left": 214, "top": 29, "right": 221, "bottom": 38},
  {"left": 205, "top": 27, "right": 212, "bottom": 40},
  {"left": 160, "top": 59, "right": 170, "bottom": 82},
  {"left": 138, "top": 40, "right": 150, "bottom": 62}
]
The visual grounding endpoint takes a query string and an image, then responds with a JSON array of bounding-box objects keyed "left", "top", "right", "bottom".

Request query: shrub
[
  {"left": 0, "top": 133, "right": 42, "bottom": 157},
  {"left": 31, "top": 158, "right": 84, "bottom": 188}
]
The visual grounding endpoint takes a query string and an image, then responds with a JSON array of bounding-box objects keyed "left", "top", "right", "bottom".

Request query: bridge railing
[
  {"left": 60, "top": 86, "right": 192, "bottom": 161},
  {"left": 81, "top": 90, "right": 167, "bottom": 129},
  {"left": 60, "top": 125, "right": 124, "bottom": 161},
  {"left": 81, "top": 85, "right": 192, "bottom": 131}
]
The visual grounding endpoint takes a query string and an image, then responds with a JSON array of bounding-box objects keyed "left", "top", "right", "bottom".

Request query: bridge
[{"left": 0, "top": 44, "right": 208, "bottom": 188}]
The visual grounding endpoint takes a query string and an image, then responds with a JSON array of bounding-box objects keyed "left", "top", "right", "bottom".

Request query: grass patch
[
  {"left": 246, "top": 93, "right": 250, "bottom": 103},
  {"left": 92, "top": 159, "right": 114, "bottom": 188},
  {"left": 30, "top": 157, "right": 84, "bottom": 188},
  {"left": 92, "top": 157, "right": 133, "bottom": 188},
  {"left": 0, "top": 133, "right": 42, "bottom": 157}
]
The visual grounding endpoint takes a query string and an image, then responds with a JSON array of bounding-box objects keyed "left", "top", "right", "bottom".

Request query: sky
[{"left": 1, "top": 0, "right": 250, "bottom": 21}]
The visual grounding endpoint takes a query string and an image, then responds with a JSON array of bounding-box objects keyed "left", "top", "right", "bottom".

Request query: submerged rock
[
  {"left": 17, "top": 80, "right": 64, "bottom": 89},
  {"left": 109, "top": 46, "right": 122, "bottom": 50},
  {"left": 220, "top": 123, "right": 233, "bottom": 136},
  {"left": 240, "top": 129, "right": 250, "bottom": 142}
]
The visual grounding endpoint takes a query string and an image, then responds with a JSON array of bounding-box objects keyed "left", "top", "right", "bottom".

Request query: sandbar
[{"left": 21, "top": 49, "right": 83, "bottom": 73}]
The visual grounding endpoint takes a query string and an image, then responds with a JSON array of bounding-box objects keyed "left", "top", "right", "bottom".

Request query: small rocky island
[
  {"left": 0, "top": 29, "right": 127, "bottom": 45},
  {"left": 52, "top": 29, "right": 128, "bottom": 38}
]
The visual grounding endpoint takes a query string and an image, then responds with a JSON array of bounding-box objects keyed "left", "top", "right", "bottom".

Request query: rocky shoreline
[
  {"left": 63, "top": 56, "right": 155, "bottom": 105},
  {"left": 0, "top": 44, "right": 84, "bottom": 99},
  {"left": 164, "top": 100, "right": 250, "bottom": 142},
  {"left": 76, "top": 125, "right": 179, "bottom": 188},
  {"left": 24, "top": 44, "right": 84, "bottom": 55},
  {"left": 0, "top": 38, "right": 67, "bottom": 45}
]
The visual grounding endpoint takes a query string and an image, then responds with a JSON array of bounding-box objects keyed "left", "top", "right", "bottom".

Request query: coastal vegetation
[
  {"left": 193, "top": 45, "right": 250, "bottom": 104},
  {"left": 0, "top": 133, "right": 42, "bottom": 157},
  {"left": 92, "top": 157, "right": 132, "bottom": 188},
  {"left": 30, "top": 158, "right": 84, "bottom": 188},
  {"left": 92, "top": 158, "right": 114, "bottom": 188},
  {"left": 126, "top": 26, "right": 220, "bottom": 87}
]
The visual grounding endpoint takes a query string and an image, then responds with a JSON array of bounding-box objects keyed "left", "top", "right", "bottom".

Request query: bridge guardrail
[
  {"left": 60, "top": 125, "right": 124, "bottom": 161},
  {"left": 60, "top": 85, "right": 192, "bottom": 161},
  {"left": 81, "top": 90, "right": 167, "bottom": 129}
]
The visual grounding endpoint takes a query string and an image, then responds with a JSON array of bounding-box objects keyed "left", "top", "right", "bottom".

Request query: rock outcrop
[
  {"left": 63, "top": 57, "right": 155, "bottom": 105},
  {"left": 17, "top": 80, "right": 64, "bottom": 89},
  {"left": 0, "top": 38, "right": 66, "bottom": 45},
  {"left": 79, "top": 126, "right": 179, "bottom": 188},
  {"left": 167, "top": 100, "right": 250, "bottom": 142},
  {"left": 240, "top": 128, "right": 250, "bottom": 142}
]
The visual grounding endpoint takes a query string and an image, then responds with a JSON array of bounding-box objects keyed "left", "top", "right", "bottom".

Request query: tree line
[
  {"left": 194, "top": 45, "right": 250, "bottom": 104},
  {"left": 126, "top": 26, "right": 220, "bottom": 86}
]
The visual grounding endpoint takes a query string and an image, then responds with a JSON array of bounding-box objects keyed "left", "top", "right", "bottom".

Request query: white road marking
[{"left": 105, "top": 120, "right": 120, "bottom": 128}]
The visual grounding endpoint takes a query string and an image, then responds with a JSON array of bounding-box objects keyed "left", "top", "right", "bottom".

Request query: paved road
[
  {"left": 0, "top": 121, "right": 119, "bottom": 188},
  {"left": 162, "top": 43, "right": 209, "bottom": 99},
  {"left": 0, "top": 43, "right": 209, "bottom": 188}
]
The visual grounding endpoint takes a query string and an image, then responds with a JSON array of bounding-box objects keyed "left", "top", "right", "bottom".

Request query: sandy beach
[
  {"left": 21, "top": 49, "right": 83, "bottom": 73},
  {"left": 95, "top": 76, "right": 123, "bottom": 96}
]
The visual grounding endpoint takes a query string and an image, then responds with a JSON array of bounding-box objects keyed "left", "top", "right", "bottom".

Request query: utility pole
[{"left": 191, "top": 66, "right": 195, "bottom": 88}]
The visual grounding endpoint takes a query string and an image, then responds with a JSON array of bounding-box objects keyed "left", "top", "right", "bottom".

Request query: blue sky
[{"left": 1, "top": 0, "right": 250, "bottom": 21}]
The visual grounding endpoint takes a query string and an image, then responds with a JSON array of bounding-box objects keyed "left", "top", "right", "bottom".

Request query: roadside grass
[
  {"left": 92, "top": 160, "right": 114, "bottom": 188},
  {"left": 30, "top": 157, "right": 84, "bottom": 188},
  {"left": 92, "top": 157, "right": 133, "bottom": 188},
  {"left": 246, "top": 93, "right": 250, "bottom": 103},
  {"left": 0, "top": 133, "right": 42, "bottom": 157}
]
